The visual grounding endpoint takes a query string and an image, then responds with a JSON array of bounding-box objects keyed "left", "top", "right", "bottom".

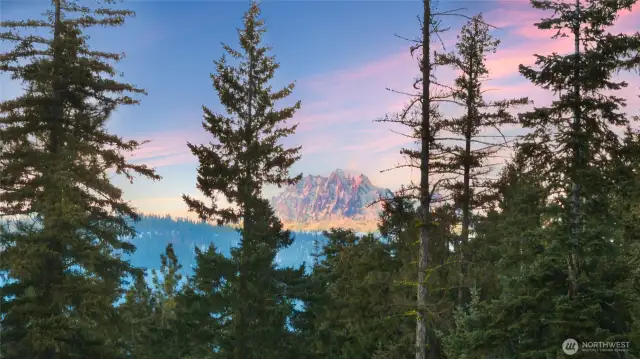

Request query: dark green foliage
[
  {"left": 450, "top": 1, "right": 640, "bottom": 357},
  {"left": 180, "top": 3, "right": 304, "bottom": 358},
  {"left": 0, "top": 0, "right": 159, "bottom": 358},
  {"left": 435, "top": 14, "right": 530, "bottom": 306},
  {"left": 182, "top": 1, "right": 302, "bottom": 226},
  {"left": 1, "top": 1, "right": 639, "bottom": 358},
  {"left": 297, "top": 228, "right": 414, "bottom": 359},
  {"left": 119, "top": 244, "right": 198, "bottom": 359},
  {"left": 118, "top": 273, "right": 156, "bottom": 359},
  {"left": 441, "top": 153, "right": 553, "bottom": 358},
  {"left": 183, "top": 199, "right": 305, "bottom": 359}
]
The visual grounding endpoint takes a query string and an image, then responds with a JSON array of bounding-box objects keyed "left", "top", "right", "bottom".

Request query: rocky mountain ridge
[{"left": 270, "top": 169, "right": 392, "bottom": 232}]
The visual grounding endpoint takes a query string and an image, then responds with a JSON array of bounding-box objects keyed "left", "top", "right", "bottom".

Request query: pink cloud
[
  {"left": 304, "top": 51, "right": 410, "bottom": 88},
  {"left": 127, "top": 127, "right": 209, "bottom": 168},
  {"left": 339, "top": 129, "right": 417, "bottom": 154},
  {"left": 485, "top": 8, "right": 542, "bottom": 29},
  {"left": 490, "top": 2, "right": 639, "bottom": 41},
  {"left": 124, "top": 0, "right": 639, "bottom": 190},
  {"left": 512, "top": 25, "right": 561, "bottom": 40},
  {"left": 138, "top": 153, "right": 196, "bottom": 169},
  {"left": 294, "top": 44, "right": 462, "bottom": 136},
  {"left": 291, "top": 58, "right": 420, "bottom": 137}
]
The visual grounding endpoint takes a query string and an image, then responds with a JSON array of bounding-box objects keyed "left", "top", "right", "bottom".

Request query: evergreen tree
[
  {"left": 439, "top": 151, "right": 551, "bottom": 358},
  {"left": 297, "top": 229, "right": 414, "bottom": 359},
  {"left": 118, "top": 272, "right": 156, "bottom": 359},
  {"left": 434, "top": 13, "right": 529, "bottom": 306},
  {"left": 177, "top": 244, "right": 228, "bottom": 358},
  {"left": 150, "top": 244, "right": 183, "bottom": 334},
  {"left": 466, "top": 0, "right": 640, "bottom": 356},
  {"left": 182, "top": 1, "right": 302, "bottom": 225},
  {"left": 119, "top": 245, "right": 212, "bottom": 359},
  {"left": 377, "top": 195, "right": 461, "bottom": 359},
  {"left": 181, "top": 2, "right": 303, "bottom": 358},
  {"left": 378, "top": 2, "right": 449, "bottom": 355},
  {"left": 376, "top": 1, "right": 472, "bottom": 356},
  {"left": 0, "top": 0, "right": 160, "bottom": 357},
  {"left": 184, "top": 200, "right": 304, "bottom": 359}
]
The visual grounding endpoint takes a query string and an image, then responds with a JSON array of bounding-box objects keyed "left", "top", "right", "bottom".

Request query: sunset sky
[{"left": 1, "top": 0, "right": 638, "bottom": 220}]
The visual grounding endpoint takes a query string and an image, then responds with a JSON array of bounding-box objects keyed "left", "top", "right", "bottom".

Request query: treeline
[
  {"left": 127, "top": 214, "right": 325, "bottom": 273},
  {"left": 1, "top": 0, "right": 639, "bottom": 359}
]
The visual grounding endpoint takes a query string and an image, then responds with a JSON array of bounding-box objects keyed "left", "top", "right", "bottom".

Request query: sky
[{"left": 1, "top": 0, "right": 638, "bottom": 220}]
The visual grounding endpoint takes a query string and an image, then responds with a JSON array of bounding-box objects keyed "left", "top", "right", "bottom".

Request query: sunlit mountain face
[{"left": 270, "top": 169, "right": 392, "bottom": 233}]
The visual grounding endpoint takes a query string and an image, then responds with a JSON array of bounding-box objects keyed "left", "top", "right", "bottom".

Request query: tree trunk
[
  {"left": 42, "top": 2, "right": 63, "bottom": 358},
  {"left": 459, "top": 45, "right": 474, "bottom": 308},
  {"left": 235, "top": 45, "right": 255, "bottom": 359},
  {"left": 568, "top": 0, "right": 582, "bottom": 299},
  {"left": 416, "top": 0, "right": 431, "bottom": 358}
]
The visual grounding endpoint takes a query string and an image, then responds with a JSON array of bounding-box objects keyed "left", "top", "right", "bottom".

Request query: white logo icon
[{"left": 563, "top": 338, "right": 579, "bottom": 355}]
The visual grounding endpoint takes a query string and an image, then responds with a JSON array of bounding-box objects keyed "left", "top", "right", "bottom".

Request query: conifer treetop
[
  {"left": 518, "top": 0, "right": 640, "bottom": 186},
  {"left": 183, "top": 1, "right": 302, "bottom": 226}
]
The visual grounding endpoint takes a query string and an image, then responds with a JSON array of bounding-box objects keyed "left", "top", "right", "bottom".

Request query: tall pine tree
[
  {"left": 0, "top": 0, "right": 160, "bottom": 358},
  {"left": 376, "top": 0, "right": 453, "bottom": 355},
  {"left": 182, "top": 2, "right": 303, "bottom": 358},
  {"left": 435, "top": 13, "right": 529, "bottom": 306}
]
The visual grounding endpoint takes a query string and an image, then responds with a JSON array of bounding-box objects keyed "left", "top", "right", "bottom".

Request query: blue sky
[{"left": 1, "top": 0, "right": 638, "bottom": 219}]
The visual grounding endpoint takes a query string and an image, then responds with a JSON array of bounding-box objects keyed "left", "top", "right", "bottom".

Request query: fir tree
[
  {"left": 0, "top": 0, "right": 160, "bottom": 357},
  {"left": 471, "top": 0, "right": 640, "bottom": 356},
  {"left": 181, "top": 2, "right": 303, "bottom": 358},
  {"left": 375, "top": 0, "right": 448, "bottom": 354},
  {"left": 299, "top": 229, "right": 415, "bottom": 359},
  {"left": 518, "top": 0, "right": 640, "bottom": 299},
  {"left": 182, "top": 1, "right": 302, "bottom": 226},
  {"left": 118, "top": 272, "right": 156, "bottom": 359},
  {"left": 150, "top": 243, "right": 183, "bottom": 332},
  {"left": 178, "top": 244, "right": 229, "bottom": 358},
  {"left": 184, "top": 200, "right": 303, "bottom": 359},
  {"left": 434, "top": 13, "right": 529, "bottom": 306},
  {"left": 377, "top": 195, "right": 461, "bottom": 359},
  {"left": 439, "top": 151, "right": 551, "bottom": 358}
]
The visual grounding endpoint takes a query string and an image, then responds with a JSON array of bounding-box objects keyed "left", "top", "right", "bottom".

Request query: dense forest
[{"left": 1, "top": 0, "right": 639, "bottom": 358}]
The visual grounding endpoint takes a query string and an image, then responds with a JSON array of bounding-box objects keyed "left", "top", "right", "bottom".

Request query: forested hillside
[
  {"left": 126, "top": 215, "right": 326, "bottom": 273},
  {"left": 1, "top": 0, "right": 639, "bottom": 358}
]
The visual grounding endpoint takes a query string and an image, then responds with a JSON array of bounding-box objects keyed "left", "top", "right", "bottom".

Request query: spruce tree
[
  {"left": 0, "top": 1, "right": 160, "bottom": 358},
  {"left": 181, "top": 2, "right": 303, "bottom": 358}
]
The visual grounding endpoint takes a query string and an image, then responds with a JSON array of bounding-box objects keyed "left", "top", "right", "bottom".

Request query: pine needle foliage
[
  {"left": 0, "top": 0, "right": 160, "bottom": 358},
  {"left": 182, "top": 1, "right": 302, "bottom": 227},
  {"left": 464, "top": 0, "right": 640, "bottom": 356},
  {"left": 181, "top": 2, "right": 304, "bottom": 359},
  {"left": 435, "top": 13, "right": 530, "bottom": 306}
]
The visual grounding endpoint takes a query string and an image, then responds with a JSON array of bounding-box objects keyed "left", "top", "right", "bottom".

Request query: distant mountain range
[{"left": 270, "top": 169, "right": 393, "bottom": 232}]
